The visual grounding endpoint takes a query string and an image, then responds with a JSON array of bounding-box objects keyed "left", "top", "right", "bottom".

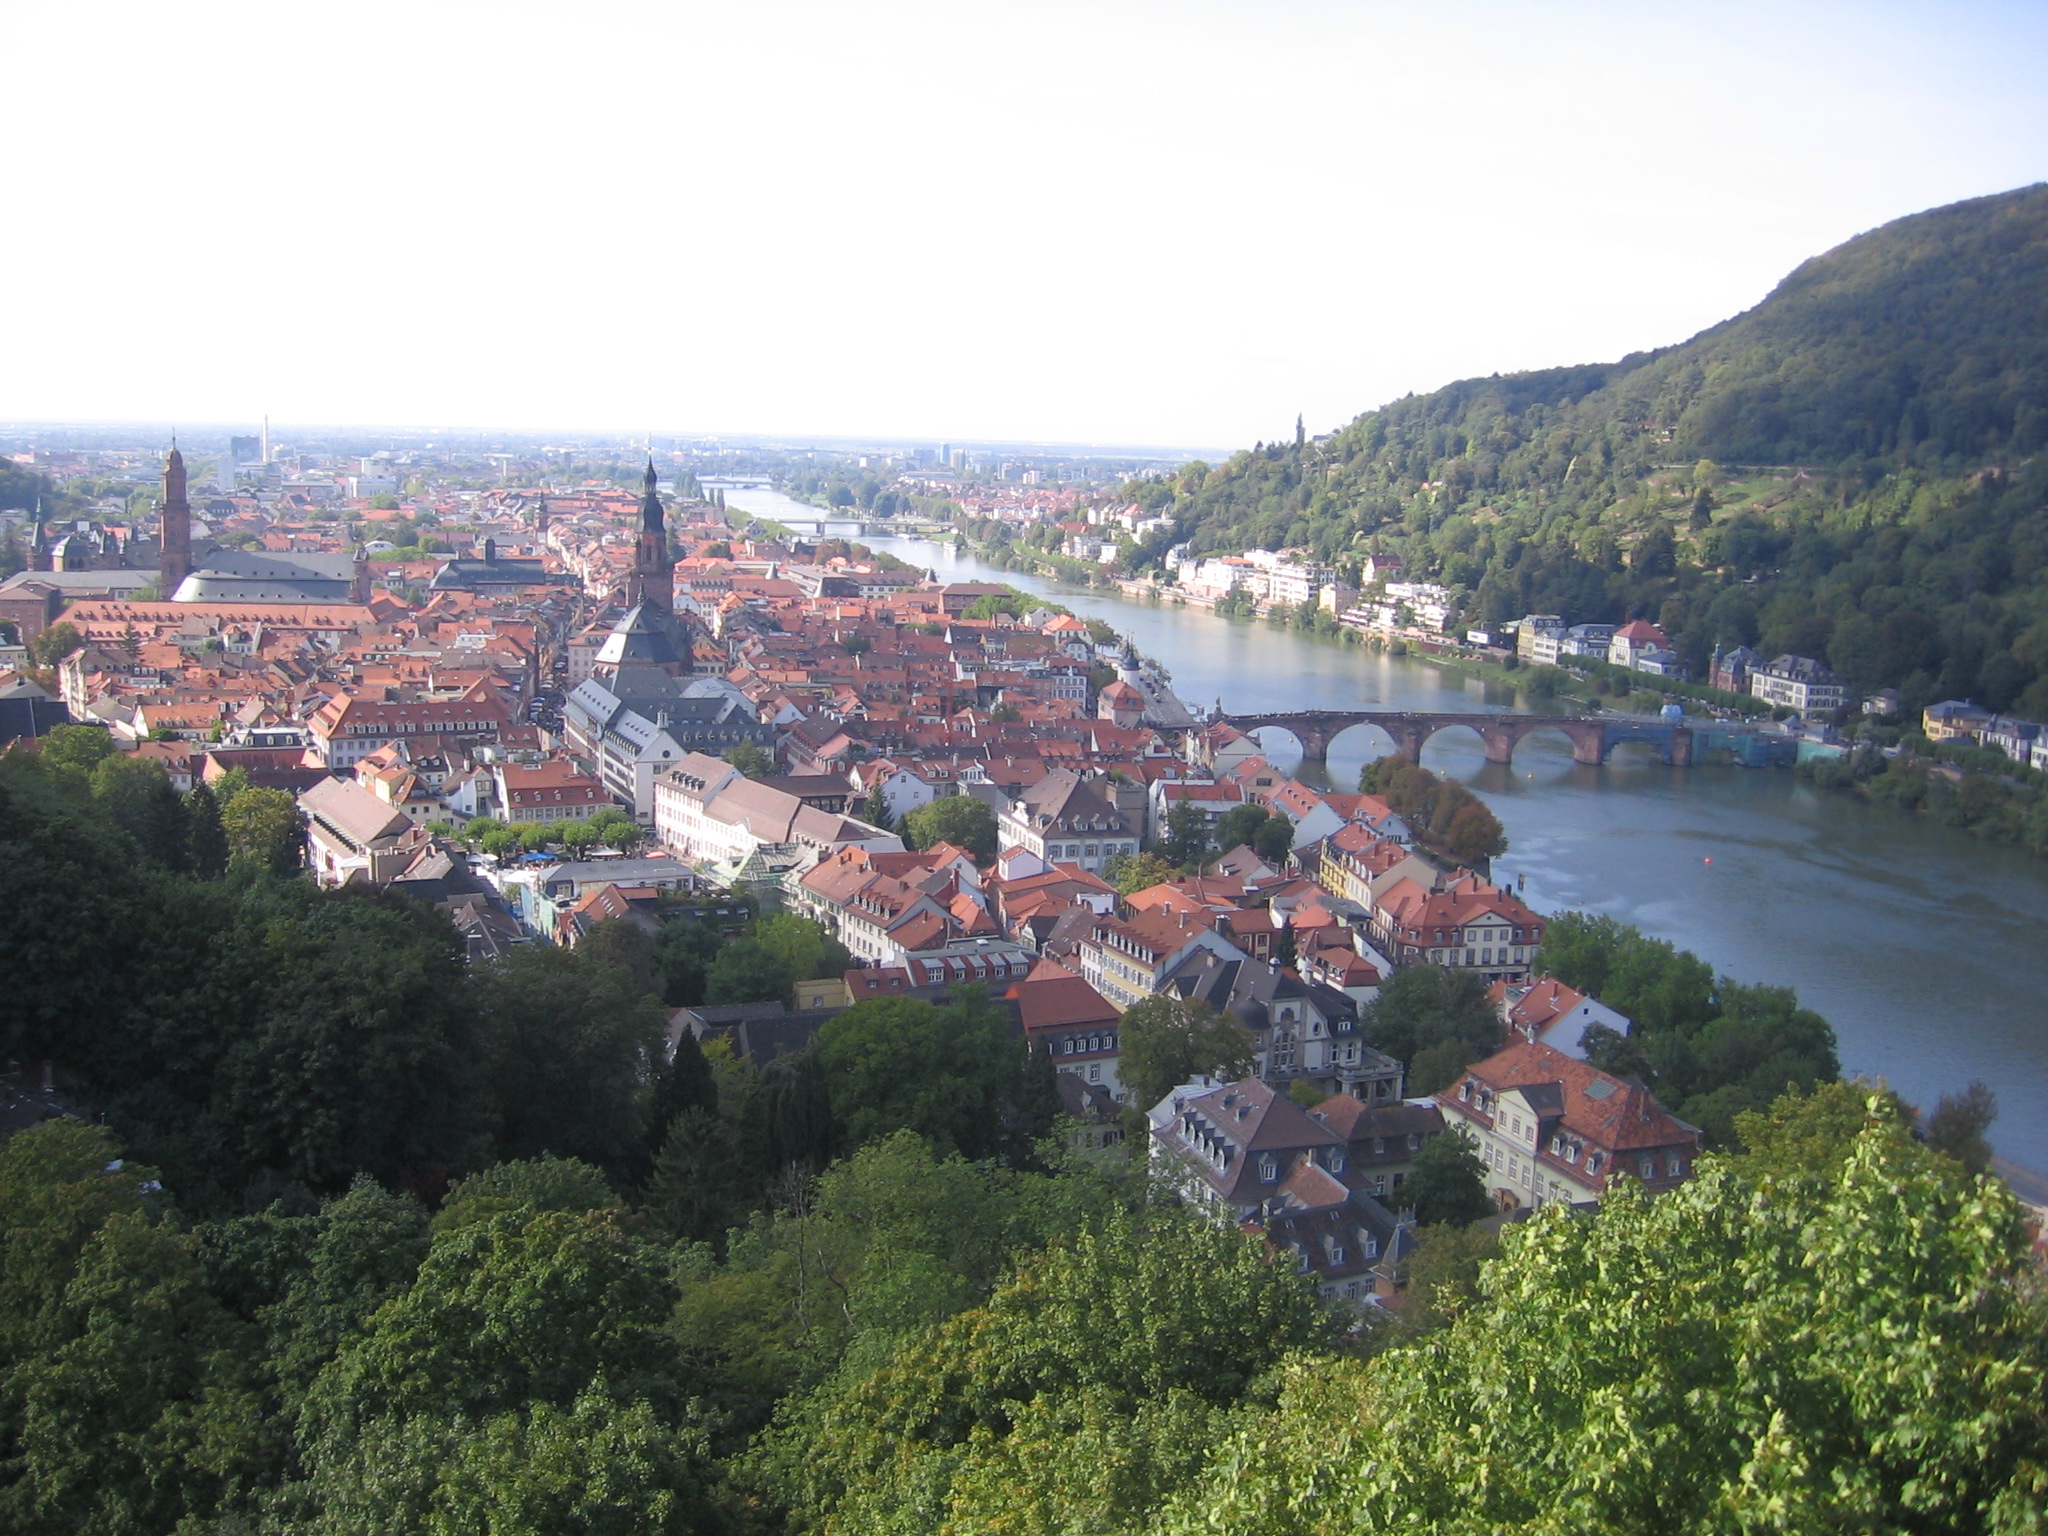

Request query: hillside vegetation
[{"left": 1135, "top": 184, "right": 2048, "bottom": 719}]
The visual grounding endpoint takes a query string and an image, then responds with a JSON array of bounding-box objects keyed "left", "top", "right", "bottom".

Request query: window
[
  {"left": 1667, "top": 1153, "right": 1684, "bottom": 1178},
  {"left": 1372, "top": 1137, "right": 1385, "bottom": 1154},
  {"left": 1259, "top": 1158, "right": 1279, "bottom": 1182},
  {"left": 1640, "top": 1156, "right": 1657, "bottom": 1180},
  {"left": 1086, "top": 1065, "right": 1099, "bottom": 1083}
]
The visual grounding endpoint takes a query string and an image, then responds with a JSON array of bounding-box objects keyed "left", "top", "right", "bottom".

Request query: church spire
[
  {"left": 631, "top": 457, "right": 670, "bottom": 614},
  {"left": 160, "top": 443, "right": 192, "bottom": 598}
]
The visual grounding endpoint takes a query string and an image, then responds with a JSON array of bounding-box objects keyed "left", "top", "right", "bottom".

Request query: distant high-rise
[
  {"left": 229, "top": 435, "right": 260, "bottom": 463},
  {"left": 159, "top": 446, "right": 192, "bottom": 596}
]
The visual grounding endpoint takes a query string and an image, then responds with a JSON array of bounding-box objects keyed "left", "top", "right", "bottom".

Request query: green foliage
[
  {"left": 811, "top": 990, "right": 1023, "bottom": 1158},
  {"left": 467, "top": 945, "right": 667, "bottom": 1176},
  {"left": 1399, "top": 1129, "right": 1493, "bottom": 1226},
  {"left": 186, "top": 780, "right": 229, "bottom": 877},
  {"left": 29, "top": 621, "right": 82, "bottom": 667},
  {"left": 1539, "top": 912, "right": 1839, "bottom": 1145},
  {"left": 1395, "top": 1220, "right": 1500, "bottom": 1336},
  {"left": 1115, "top": 994, "right": 1256, "bottom": 1109},
  {"left": 724, "top": 739, "right": 774, "bottom": 778},
  {"left": 90, "top": 753, "right": 191, "bottom": 872},
  {"left": 1103, "top": 847, "right": 1175, "bottom": 896},
  {"left": 1157, "top": 186, "right": 2048, "bottom": 714},
  {"left": 1160, "top": 798, "right": 1212, "bottom": 867},
  {"left": 1923, "top": 1079, "right": 1998, "bottom": 1175},
  {"left": 704, "top": 938, "right": 793, "bottom": 1006},
  {"left": 748, "top": 1205, "right": 1335, "bottom": 1536},
  {"left": 753, "top": 911, "right": 854, "bottom": 983},
  {"left": 1166, "top": 1105, "right": 2047, "bottom": 1535},
  {"left": 1213, "top": 801, "right": 1280, "bottom": 859},
  {"left": 900, "top": 793, "right": 998, "bottom": 862},
  {"left": 1359, "top": 755, "right": 1507, "bottom": 863},
  {"left": 1359, "top": 965, "right": 1503, "bottom": 1095},
  {"left": 37, "top": 720, "right": 111, "bottom": 772},
  {"left": 221, "top": 783, "right": 304, "bottom": 874}
]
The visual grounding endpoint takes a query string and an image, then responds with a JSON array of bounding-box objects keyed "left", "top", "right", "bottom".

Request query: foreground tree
[{"left": 1166, "top": 1094, "right": 2048, "bottom": 1535}]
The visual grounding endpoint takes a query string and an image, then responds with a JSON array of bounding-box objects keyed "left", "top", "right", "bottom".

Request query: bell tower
[
  {"left": 159, "top": 444, "right": 192, "bottom": 597},
  {"left": 631, "top": 458, "right": 670, "bottom": 613}
]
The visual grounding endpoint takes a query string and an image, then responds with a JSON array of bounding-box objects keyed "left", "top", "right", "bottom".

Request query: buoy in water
[{"left": 1704, "top": 857, "right": 1712, "bottom": 864}]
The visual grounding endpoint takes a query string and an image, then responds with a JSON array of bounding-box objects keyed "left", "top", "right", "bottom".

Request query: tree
[
  {"left": 221, "top": 784, "right": 304, "bottom": 875},
  {"left": 1396, "top": 1221, "right": 1500, "bottom": 1335},
  {"left": 1213, "top": 802, "right": 1274, "bottom": 857},
  {"left": 704, "top": 939, "right": 793, "bottom": 1006},
  {"left": 90, "top": 753, "right": 190, "bottom": 871},
  {"left": 725, "top": 739, "right": 774, "bottom": 778},
  {"left": 751, "top": 912, "right": 853, "bottom": 983},
  {"left": 657, "top": 916, "right": 721, "bottom": 1007},
  {"left": 1922, "top": 1079, "right": 1996, "bottom": 1174},
  {"left": 1251, "top": 812, "right": 1295, "bottom": 865},
  {"left": 1160, "top": 799, "right": 1211, "bottom": 868},
  {"left": 810, "top": 992, "right": 1022, "bottom": 1157},
  {"left": 748, "top": 1206, "right": 1334, "bottom": 1536},
  {"left": 37, "top": 721, "right": 112, "bottom": 774},
  {"left": 186, "top": 781, "right": 229, "bottom": 878},
  {"left": 859, "top": 782, "right": 894, "bottom": 831},
  {"left": 1171, "top": 1106, "right": 2047, "bottom": 1536},
  {"left": 1116, "top": 995, "right": 1256, "bottom": 1110},
  {"left": 468, "top": 944, "right": 667, "bottom": 1176},
  {"left": 1398, "top": 1130, "right": 1492, "bottom": 1226},
  {"left": 1103, "top": 849, "right": 1174, "bottom": 897},
  {"left": 1360, "top": 965, "right": 1502, "bottom": 1094},
  {"left": 30, "top": 621, "right": 82, "bottom": 667},
  {"left": 1444, "top": 800, "right": 1507, "bottom": 862},
  {"left": 900, "top": 794, "right": 998, "bottom": 863}
]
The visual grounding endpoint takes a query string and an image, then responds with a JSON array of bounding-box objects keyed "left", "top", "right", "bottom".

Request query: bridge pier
[
  {"left": 1480, "top": 727, "right": 1517, "bottom": 765},
  {"left": 1670, "top": 727, "right": 1694, "bottom": 767}
]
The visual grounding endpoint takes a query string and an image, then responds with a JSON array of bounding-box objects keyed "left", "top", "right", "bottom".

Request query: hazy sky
[{"left": 7, "top": 0, "right": 2046, "bottom": 449}]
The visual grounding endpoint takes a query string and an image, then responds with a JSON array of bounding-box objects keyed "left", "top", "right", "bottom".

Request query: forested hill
[{"left": 1139, "top": 183, "right": 2048, "bottom": 717}]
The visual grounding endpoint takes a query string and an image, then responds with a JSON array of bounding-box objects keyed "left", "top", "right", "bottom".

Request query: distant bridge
[{"left": 1200, "top": 709, "right": 1794, "bottom": 769}]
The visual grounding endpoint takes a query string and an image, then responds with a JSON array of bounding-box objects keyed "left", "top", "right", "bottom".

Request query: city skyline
[{"left": 7, "top": 0, "right": 2047, "bottom": 446}]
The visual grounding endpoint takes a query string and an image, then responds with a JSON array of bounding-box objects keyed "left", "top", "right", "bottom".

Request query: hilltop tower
[
  {"left": 631, "top": 458, "right": 670, "bottom": 613},
  {"left": 159, "top": 445, "right": 192, "bottom": 596}
]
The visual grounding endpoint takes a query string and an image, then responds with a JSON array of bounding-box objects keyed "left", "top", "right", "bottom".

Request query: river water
[{"left": 731, "top": 489, "right": 2048, "bottom": 1175}]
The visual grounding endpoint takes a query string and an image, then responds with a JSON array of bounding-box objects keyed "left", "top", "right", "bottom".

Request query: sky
[{"left": 6, "top": 0, "right": 2047, "bottom": 450}]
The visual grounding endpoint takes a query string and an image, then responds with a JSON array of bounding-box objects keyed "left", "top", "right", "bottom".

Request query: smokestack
[{"left": 261, "top": 415, "right": 270, "bottom": 465}]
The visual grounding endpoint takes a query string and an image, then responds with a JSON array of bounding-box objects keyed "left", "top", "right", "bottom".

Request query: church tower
[
  {"left": 630, "top": 458, "right": 670, "bottom": 613},
  {"left": 27, "top": 503, "right": 50, "bottom": 573},
  {"left": 159, "top": 445, "right": 192, "bottom": 597}
]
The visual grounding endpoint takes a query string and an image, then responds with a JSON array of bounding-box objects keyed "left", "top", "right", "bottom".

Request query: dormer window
[{"left": 1259, "top": 1157, "right": 1278, "bottom": 1182}]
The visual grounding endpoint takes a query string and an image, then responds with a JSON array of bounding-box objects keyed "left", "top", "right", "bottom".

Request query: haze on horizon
[{"left": 8, "top": 0, "right": 2047, "bottom": 451}]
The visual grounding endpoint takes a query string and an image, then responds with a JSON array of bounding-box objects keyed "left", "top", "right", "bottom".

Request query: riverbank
[{"left": 729, "top": 501, "right": 2048, "bottom": 1174}]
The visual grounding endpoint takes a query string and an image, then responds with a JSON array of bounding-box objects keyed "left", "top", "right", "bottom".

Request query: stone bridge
[{"left": 1203, "top": 709, "right": 1707, "bottom": 767}]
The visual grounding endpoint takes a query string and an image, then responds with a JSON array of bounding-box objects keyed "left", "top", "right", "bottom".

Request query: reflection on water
[{"left": 725, "top": 491, "right": 2048, "bottom": 1171}]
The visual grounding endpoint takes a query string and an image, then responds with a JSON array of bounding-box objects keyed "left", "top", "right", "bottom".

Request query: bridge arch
[
  {"left": 1499, "top": 721, "right": 1581, "bottom": 766},
  {"left": 1416, "top": 719, "right": 1491, "bottom": 763},
  {"left": 1324, "top": 719, "right": 1402, "bottom": 768},
  {"left": 1246, "top": 723, "right": 1313, "bottom": 767}
]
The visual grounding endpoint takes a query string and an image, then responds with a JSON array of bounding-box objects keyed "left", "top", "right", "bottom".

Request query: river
[{"left": 729, "top": 488, "right": 2048, "bottom": 1177}]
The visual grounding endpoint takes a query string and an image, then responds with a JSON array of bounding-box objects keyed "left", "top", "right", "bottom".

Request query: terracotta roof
[{"left": 1440, "top": 1040, "right": 1698, "bottom": 1157}]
